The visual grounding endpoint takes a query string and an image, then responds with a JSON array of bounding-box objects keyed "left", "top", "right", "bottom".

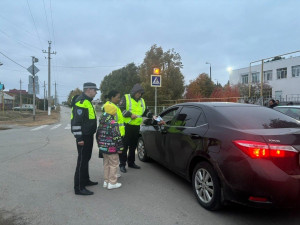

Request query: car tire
[
  {"left": 192, "top": 161, "right": 221, "bottom": 211},
  {"left": 137, "top": 137, "right": 149, "bottom": 162}
]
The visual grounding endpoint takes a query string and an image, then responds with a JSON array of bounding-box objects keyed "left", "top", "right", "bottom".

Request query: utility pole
[
  {"left": 43, "top": 81, "right": 46, "bottom": 111},
  {"left": 54, "top": 81, "right": 57, "bottom": 106},
  {"left": 1, "top": 89, "right": 3, "bottom": 114},
  {"left": 20, "top": 79, "right": 22, "bottom": 112},
  {"left": 0, "top": 63, "right": 3, "bottom": 114},
  {"left": 31, "top": 56, "right": 39, "bottom": 121},
  {"left": 43, "top": 41, "right": 56, "bottom": 116}
]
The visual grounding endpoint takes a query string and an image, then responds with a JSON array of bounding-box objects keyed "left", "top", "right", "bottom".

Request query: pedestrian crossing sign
[{"left": 151, "top": 75, "right": 161, "bottom": 87}]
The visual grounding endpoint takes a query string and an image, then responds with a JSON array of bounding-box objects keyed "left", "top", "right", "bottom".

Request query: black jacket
[{"left": 71, "top": 93, "right": 97, "bottom": 142}]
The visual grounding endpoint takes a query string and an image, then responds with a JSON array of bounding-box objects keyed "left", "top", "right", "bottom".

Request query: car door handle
[
  {"left": 161, "top": 130, "right": 167, "bottom": 134},
  {"left": 191, "top": 134, "right": 200, "bottom": 139}
]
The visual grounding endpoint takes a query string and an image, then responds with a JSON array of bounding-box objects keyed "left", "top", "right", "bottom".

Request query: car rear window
[
  {"left": 216, "top": 106, "right": 300, "bottom": 129},
  {"left": 274, "top": 107, "right": 300, "bottom": 120}
]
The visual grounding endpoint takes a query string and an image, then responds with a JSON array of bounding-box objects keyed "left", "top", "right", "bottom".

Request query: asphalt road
[{"left": 0, "top": 106, "right": 299, "bottom": 225}]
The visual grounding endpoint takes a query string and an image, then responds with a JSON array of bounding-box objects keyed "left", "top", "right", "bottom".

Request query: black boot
[
  {"left": 120, "top": 166, "right": 127, "bottom": 173},
  {"left": 86, "top": 180, "right": 98, "bottom": 186},
  {"left": 75, "top": 187, "right": 94, "bottom": 195},
  {"left": 128, "top": 163, "right": 141, "bottom": 169}
]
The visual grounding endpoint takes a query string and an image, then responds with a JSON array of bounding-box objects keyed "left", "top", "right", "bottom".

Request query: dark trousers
[
  {"left": 119, "top": 124, "right": 140, "bottom": 167},
  {"left": 74, "top": 135, "right": 93, "bottom": 190}
]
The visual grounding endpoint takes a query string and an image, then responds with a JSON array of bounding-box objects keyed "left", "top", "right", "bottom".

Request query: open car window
[
  {"left": 175, "top": 106, "right": 204, "bottom": 127},
  {"left": 160, "top": 107, "right": 180, "bottom": 125}
]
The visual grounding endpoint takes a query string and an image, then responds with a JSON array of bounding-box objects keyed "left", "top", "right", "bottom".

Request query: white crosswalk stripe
[
  {"left": 65, "top": 124, "right": 71, "bottom": 130},
  {"left": 50, "top": 124, "right": 62, "bottom": 130},
  {"left": 31, "top": 125, "right": 49, "bottom": 131}
]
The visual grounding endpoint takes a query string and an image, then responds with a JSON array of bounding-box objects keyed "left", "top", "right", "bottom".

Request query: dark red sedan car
[{"left": 137, "top": 102, "right": 300, "bottom": 210}]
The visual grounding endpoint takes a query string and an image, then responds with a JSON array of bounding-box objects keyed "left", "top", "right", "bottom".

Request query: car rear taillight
[
  {"left": 233, "top": 140, "right": 298, "bottom": 159},
  {"left": 248, "top": 196, "right": 269, "bottom": 203}
]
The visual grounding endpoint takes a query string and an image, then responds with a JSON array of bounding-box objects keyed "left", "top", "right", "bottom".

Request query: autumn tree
[
  {"left": 185, "top": 73, "right": 214, "bottom": 99},
  {"left": 139, "top": 45, "right": 185, "bottom": 105},
  {"left": 236, "top": 83, "right": 272, "bottom": 99},
  {"left": 67, "top": 88, "right": 82, "bottom": 106},
  {"left": 210, "top": 86, "right": 224, "bottom": 99},
  {"left": 222, "top": 83, "right": 240, "bottom": 101},
  {"left": 99, "top": 63, "right": 140, "bottom": 101}
]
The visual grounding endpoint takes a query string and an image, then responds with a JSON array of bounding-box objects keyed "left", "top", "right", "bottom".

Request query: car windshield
[{"left": 216, "top": 106, "right": 300, "bottom": 129}]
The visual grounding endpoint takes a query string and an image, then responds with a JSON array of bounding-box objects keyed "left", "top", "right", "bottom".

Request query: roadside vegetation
[
  {"left": 0, "top": 210, "right": 28, "bottom": 225},
  {"left": 0, "top": 106, "right": 60, "bottom": 128}
]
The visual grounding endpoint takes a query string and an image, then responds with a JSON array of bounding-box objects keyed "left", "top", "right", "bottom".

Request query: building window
[
  {"left": 264, "top": 70, "right": 272, "bottom": 82},
  {"left": 241, "top": 74, "right": 248, "bottom": 84},
  {"left": 277, "top": 68, "right": 287, "bottom": 79},
  {"left": 252, "top": 72, "right": 260, "bottom": 83},
  {"left": 292, "top": 65, "right": 300, "bottom": 77}
]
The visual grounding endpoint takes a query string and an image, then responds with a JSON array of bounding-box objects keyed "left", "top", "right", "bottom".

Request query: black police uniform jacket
[{"left": 71, "top": 93, "right": 97, "bottom": 142}]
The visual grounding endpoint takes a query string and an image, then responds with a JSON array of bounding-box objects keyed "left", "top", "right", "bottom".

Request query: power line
[
  {"left": 0, "top": 51, "right": 27, "bottom": 69},
  {"left": 36, "top": 64, "right": 126, "bottom": 69},
  {"left": 49, "top": 0, "right": 58, "bottom": 83},
  {"left": 0, "top": 68, "right": 25, "bottom": 72},
  {"left": 0, "top": 29, "right": 42, "bottom": 52},
  {"left": 42, "top": 0, "right": 52, "bottom": 40},
  {"left": 0, "top": 15, "right": 47, "bottom": 43},
  {"left": 49, "top": 0, "right": 56, "bottom": 47},
  {"left": 26, "top": 0, "right": 43, "bottom": 49}
]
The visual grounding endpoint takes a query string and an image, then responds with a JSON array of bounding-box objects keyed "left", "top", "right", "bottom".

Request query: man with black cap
[
  {"left": 71, "top": 82, "right": 99, "bottom": 195},
  {"left": 119, "top": 83, "right": 153, "bottom": 173}
]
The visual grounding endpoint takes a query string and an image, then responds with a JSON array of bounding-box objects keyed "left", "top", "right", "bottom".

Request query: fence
[
  {"left": 276, "top": 94, "right": 300, "bottom": 104},
  {"left": 147, "top": 94, "right": 300, "bottom": 113}
]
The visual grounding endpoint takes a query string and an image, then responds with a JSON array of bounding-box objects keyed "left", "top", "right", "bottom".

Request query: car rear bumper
[{"left": 221, "top": 159, "right": 300, "bottom": 208}]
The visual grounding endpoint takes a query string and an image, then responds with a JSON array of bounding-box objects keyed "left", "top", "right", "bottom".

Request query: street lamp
[
  {"left": 206, "top": 62, "right": 211, "bottom": 80},
  {"left": 227, "top": 67, "right": 233, "bottom": 73}
]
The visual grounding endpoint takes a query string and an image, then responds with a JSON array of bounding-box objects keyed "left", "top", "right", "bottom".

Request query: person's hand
[
  {"left": 158, "top": 120, "right": 166, "bottom": 125},
  {"left": 77, "top": 141, "right": 84, "bottom": 146},
  {"left": 117, "top": 151, "right": 123, "bottom": 154},
  {"left": 131, "top": 114, "right": 137, "bottom": 119}
]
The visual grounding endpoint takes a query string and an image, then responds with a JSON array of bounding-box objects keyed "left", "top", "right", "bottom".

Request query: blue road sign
[{"left": 151, "top": 75, "right": 161, "bottom": 87}]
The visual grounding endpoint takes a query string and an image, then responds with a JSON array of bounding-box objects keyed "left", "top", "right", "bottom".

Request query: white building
[{"left": 229, "top": 56, "right": 300, "bottom": 102}]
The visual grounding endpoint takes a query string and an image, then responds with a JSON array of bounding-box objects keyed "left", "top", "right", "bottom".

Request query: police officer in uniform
[
  {"left": 119, "top": 84, "right": 153, "bottom": 173},
  {"left": 71, "top": 82, "right": 99, "bottom": 195}
]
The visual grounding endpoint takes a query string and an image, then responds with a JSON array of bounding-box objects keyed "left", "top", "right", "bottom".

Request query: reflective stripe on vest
[
  {"left": 103, "top": 101, "right": 125, "bottom": 136},
  {"left": 71, "top": 107, "right": 74, "bottom": 119},
  {"left": 123, "top": 94, "right": 145, "bottom": 125}
]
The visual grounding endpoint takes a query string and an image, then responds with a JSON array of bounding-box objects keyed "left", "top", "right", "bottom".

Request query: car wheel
[
  {"left": 137, "top": 137, "right": 149, "bottom": 162},
  {"left": 192, "top": 161, "right": 221, "bottom": 211}
]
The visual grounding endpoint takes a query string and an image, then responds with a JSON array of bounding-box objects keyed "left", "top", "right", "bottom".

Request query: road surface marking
[
  {"left": 50, "top": 124, "right": 62, "bottom": 130},
  {"left": 31, "top": 125, "right": 49, "bottom": 131},
  {"left": 65, "top": 124, "right": 71, "bottom": 129}
]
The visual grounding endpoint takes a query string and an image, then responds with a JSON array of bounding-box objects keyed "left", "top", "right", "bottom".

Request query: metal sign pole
[
  {"left": 1, "top": 90, "right": 4, "bottom": 114},
  {"left": 151, "top": 72, "right": 161, "bottom": 115},
  {"left": 32, "top": 59, "right": 36, "bottom": 121},
  {"left": 28, "top": 57, "right": 39, "bottom": 121},
  {"left": 155, "top": 87, "right": 157, "bottom": 115}
]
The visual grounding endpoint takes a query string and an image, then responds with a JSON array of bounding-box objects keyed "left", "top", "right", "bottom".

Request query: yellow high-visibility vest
[
  {"left": 123, "top": 94, "right": 145, "bottom": 125},
  {"left": 71, "top": 99, "right": 96, "bottom": 120}
]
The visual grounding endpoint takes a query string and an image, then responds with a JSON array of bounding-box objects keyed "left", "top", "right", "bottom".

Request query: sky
[{"left": 1, "top": 0, "right": 300, "bottom": 102}]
